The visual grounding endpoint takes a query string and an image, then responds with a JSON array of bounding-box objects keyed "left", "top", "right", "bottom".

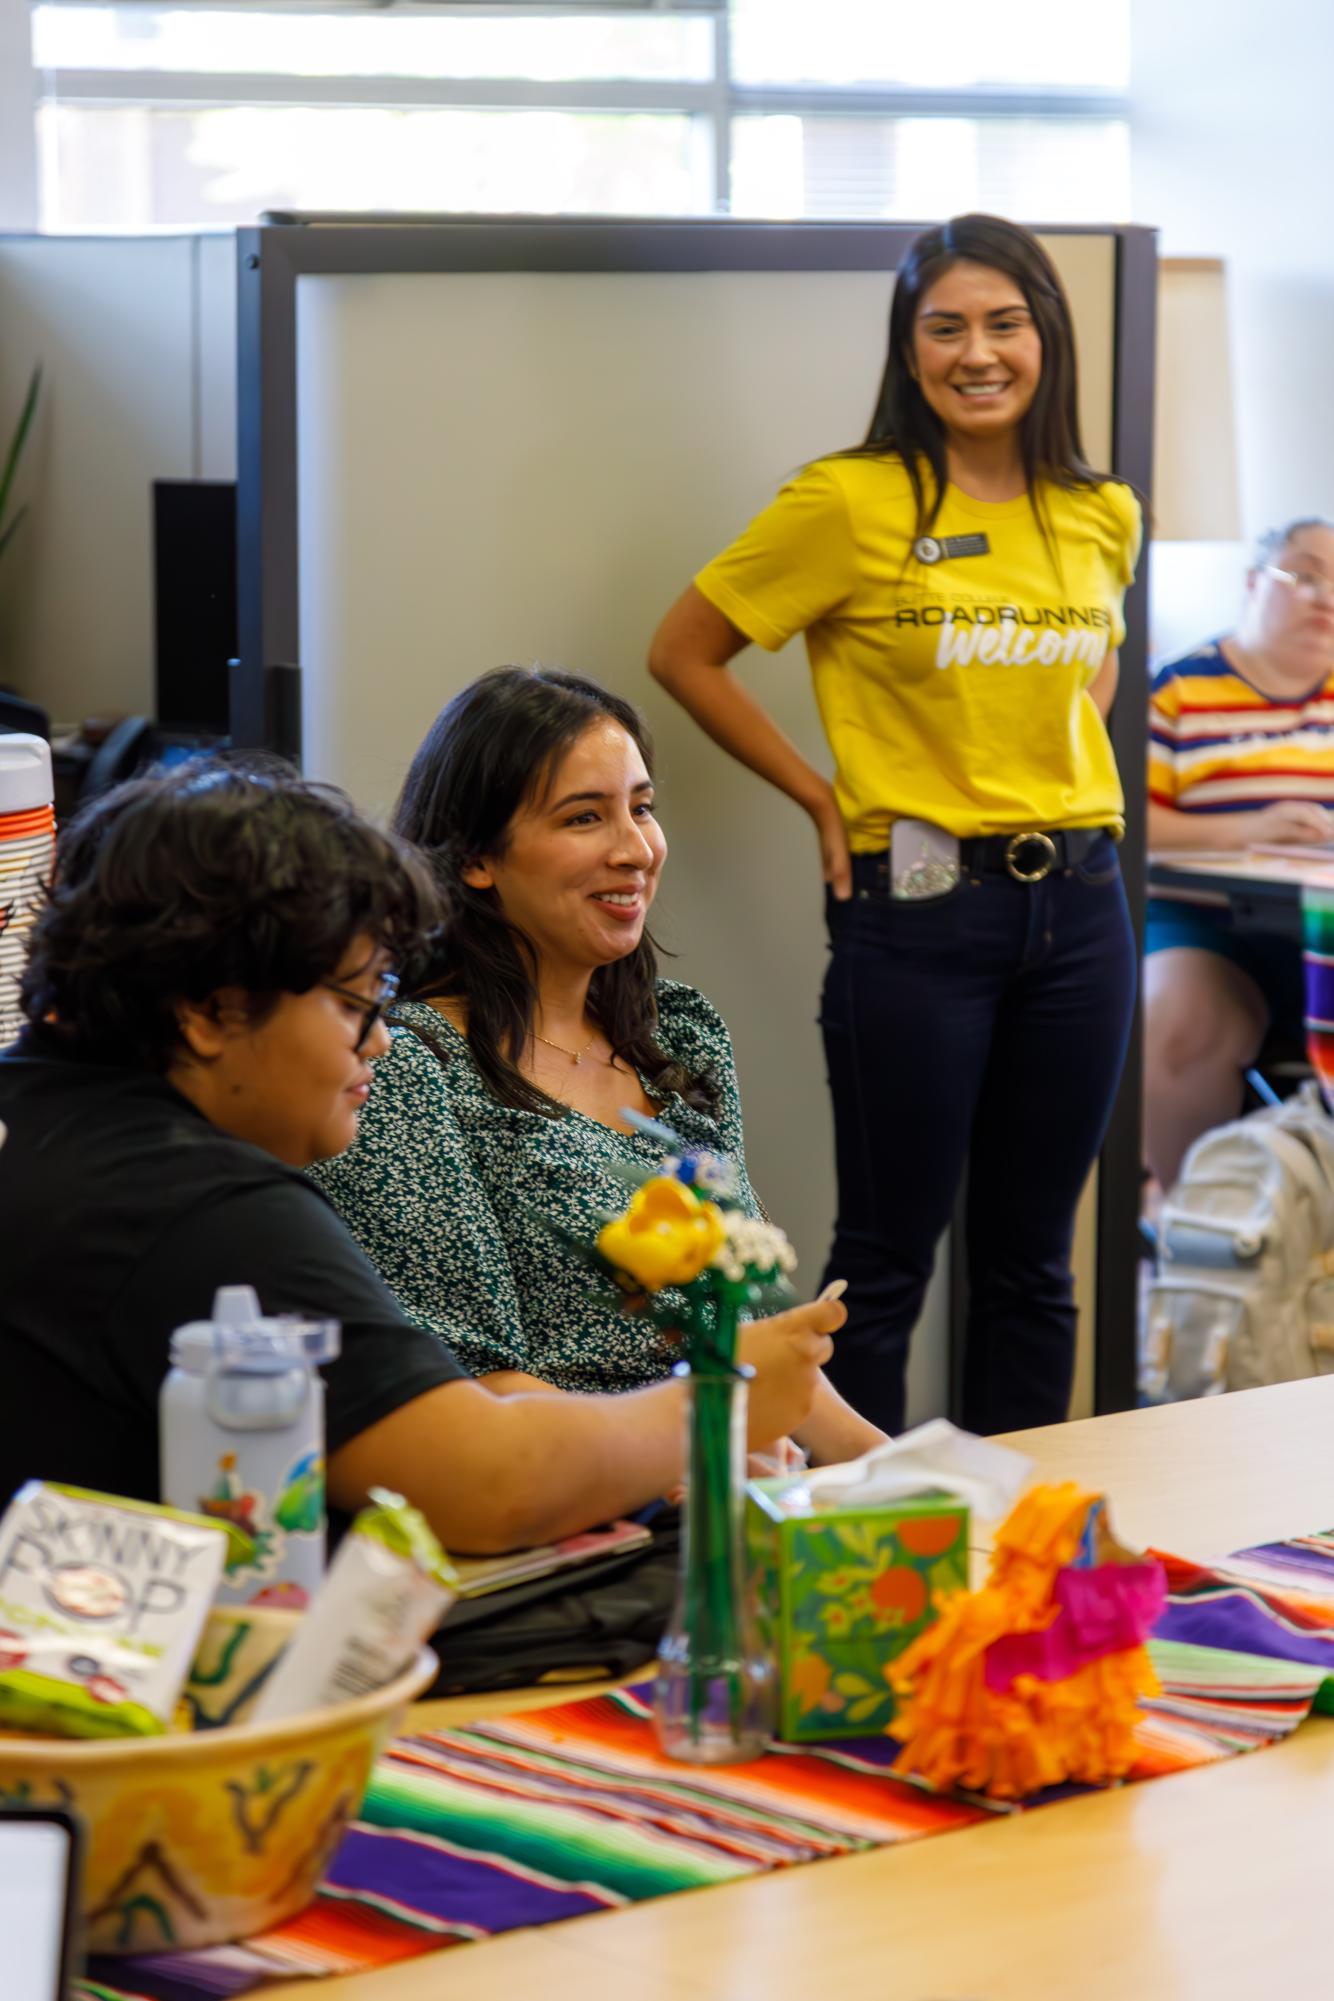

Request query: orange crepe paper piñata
[{"left": 888, "top": 1483, "right": 1164, "bottom": 1801}]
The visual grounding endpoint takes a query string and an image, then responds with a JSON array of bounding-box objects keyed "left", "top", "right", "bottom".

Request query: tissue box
[{"left": 747, "top": 1479, "right": 969, "bottom": 1743}]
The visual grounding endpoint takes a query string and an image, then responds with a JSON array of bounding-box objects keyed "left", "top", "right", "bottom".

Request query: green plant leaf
[
  {"left": 0, "top": 366, "right": 40, "bottom": 551},
  {"left": 0, "top": 505, "right": 28, "bottom": 564}
]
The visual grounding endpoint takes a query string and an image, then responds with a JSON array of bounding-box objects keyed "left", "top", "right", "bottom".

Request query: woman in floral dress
[{"left": 311, "top": 665, "right": 880, "bottom": 1464}]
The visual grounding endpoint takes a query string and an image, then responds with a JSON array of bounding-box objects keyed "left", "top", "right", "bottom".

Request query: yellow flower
[{"left": 597, "top": 1177, "right": 727, "bottom": 1292}]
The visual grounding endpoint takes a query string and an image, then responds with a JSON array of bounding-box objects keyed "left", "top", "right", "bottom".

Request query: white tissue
[{"left": 791, "top": 1418, "right": 1031, "bottom": 1518}]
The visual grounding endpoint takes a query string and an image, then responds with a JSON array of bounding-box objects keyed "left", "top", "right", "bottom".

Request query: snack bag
[
  {"left": 251, "top": 1489, "right": 456, "bottom": 1723},
  {"left": 0, "top": 1482, "right": 230, "bottom": 1738}
]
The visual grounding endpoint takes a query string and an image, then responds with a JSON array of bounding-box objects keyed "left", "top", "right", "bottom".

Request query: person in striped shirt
[{"left": 1143, "top": 517, "right": 1334, "bottom": 1184}]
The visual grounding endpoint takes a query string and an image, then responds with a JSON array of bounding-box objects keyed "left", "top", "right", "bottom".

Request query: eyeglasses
[
  {"left": 1263, "top": 564, "right": 1334, "bottom": 605},
  {"left": 321, "top": 971, "right": 399, "bottom": 1052}
]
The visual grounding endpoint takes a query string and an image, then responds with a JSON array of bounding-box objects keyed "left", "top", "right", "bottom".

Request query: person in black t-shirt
[{"left": 0, "top": 760, "right": 842, "bottom": 1552}]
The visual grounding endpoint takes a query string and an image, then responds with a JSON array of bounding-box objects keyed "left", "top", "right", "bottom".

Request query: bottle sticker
[
  {"left": 196, "top": 1449, "right": 324, "bottom": 1599},
  {"left": 274, "top": 1449, "right": 326, "bottom": 1536},
  {"left": 197, "top": 1451, "right": 285, "bottom": 1587}
]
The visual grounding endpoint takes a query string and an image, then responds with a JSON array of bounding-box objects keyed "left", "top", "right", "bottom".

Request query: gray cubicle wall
[
  {"left": 236, "top": 217, "right": 1156, "bottom": 1421},
  {"left": 0, "top": 232, "right": 237, "bottom": 726}
]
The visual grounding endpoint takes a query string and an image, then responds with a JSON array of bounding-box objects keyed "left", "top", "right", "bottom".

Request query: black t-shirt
[{"left": 0, "top": 1034, "right": 468, "bottom": 1510}]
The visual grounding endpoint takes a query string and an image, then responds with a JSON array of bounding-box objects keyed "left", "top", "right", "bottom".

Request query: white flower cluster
[{"left": 709, "top": 1212, "right": 798, "bottom": 1285}]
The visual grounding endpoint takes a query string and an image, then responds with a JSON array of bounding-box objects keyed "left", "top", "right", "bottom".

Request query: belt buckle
[{"left": 1005, "top": 830, "right": 1057, "bottom": 883}]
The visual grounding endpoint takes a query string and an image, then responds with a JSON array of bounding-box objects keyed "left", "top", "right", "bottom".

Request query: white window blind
[{"left": 31, "top": 0, "right": 1132, "bottom": 232}]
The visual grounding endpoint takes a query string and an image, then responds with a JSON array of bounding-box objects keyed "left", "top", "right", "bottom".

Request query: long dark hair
[
  {"left": 847, "top": 213, "right": 1112, "bottom": 545},
  {"left": 394, "top": 666, "right": 717, "bottom": 1118}
]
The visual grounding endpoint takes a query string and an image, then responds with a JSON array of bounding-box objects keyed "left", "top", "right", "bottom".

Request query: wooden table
[{"left": 271, "top": 1379, "right": 1334, "bottom": 2001}]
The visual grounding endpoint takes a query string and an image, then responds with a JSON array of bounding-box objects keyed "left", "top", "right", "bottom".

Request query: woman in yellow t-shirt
[{"left": 649, "top": 213, "right": 1141, "bottom": 1437}]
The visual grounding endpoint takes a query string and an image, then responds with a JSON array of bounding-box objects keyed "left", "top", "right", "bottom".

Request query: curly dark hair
[
  {"left": 21, "top": 756, "right": 442, "bottom": 1070},
  {"left": 394, "top": 666, "right": 719, "bottom": 1118}
]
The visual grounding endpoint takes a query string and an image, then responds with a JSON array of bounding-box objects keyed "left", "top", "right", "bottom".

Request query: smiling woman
[
  {"left": 309, "top": 666, "right": 881, "bottom": 1466},
  {"left": 384, "top": 665, "right": 685, "bottom": 1129},
  {"left": 649, "top": 213, "right": 1143, "bottom": 1439},
  {"left": 908, "top": 262, "right": 1044, "bottom": 444},
  {"left": 455, "top": 712, "right": 669, "bottom": 1125}
]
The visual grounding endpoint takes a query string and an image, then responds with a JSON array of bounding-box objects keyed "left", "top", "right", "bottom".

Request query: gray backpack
[{"left": 1142, "top": 1083, "right": 1334, "bottom": 1401}]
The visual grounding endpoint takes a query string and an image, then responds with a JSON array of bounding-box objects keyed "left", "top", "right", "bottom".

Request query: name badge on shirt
[{"left": 913, "top": 533, "right": 991, "bottom": 565}]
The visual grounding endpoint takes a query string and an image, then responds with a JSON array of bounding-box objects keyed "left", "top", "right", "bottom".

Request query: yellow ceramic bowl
[{"left": 0, "top": 1606, "right": 437, "bottom": 1956}]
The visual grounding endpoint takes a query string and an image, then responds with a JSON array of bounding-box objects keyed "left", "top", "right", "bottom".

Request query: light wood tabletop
[
  {"left": 262, "top": 1377, "right": 1334, "bottom": 2001},
  {"left": 1148, "top": 845, "right": 1334, "bottom": 896}
]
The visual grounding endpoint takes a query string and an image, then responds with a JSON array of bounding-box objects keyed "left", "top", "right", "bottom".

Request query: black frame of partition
[{"left": 234, "top": 214, "right": 1157, "bottom": 1418}]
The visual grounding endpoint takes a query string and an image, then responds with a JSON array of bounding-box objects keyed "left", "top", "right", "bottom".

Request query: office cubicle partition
[{"left": 235, "top": 215, "right": 1156, "bottom": 1420}]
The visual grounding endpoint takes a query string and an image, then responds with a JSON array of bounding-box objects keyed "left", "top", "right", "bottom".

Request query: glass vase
[{"left": 654, "top": 1360, "right": 776, "bottom": 1764}]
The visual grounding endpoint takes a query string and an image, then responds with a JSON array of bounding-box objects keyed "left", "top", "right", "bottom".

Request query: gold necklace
[{"left": 533, "top": 1028, "right": 599, "bottom": 1066}]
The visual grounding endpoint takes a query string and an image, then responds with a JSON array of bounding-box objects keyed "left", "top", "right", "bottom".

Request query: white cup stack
[{"left": 0, "top": 734, "right": 55, "bottom": 1048}]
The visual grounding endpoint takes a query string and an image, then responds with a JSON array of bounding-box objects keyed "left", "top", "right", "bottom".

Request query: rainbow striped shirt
[{"left": 1148, "top": 640, "right": 1334, "bottom": 815}]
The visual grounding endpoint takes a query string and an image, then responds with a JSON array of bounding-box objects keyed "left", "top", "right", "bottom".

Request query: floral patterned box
[{"left": 746, "top": 1478, "right": 969, "bottom": 1742}]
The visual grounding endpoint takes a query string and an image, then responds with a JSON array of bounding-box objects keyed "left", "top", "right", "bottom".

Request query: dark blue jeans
[{"left": 818, "top": 836, "right": 1136, "bottom": 1437}]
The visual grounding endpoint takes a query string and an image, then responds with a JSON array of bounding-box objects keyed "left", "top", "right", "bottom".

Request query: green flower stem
[{"left": 679, "top": 1292, "right": 744, "bottom": 1745}]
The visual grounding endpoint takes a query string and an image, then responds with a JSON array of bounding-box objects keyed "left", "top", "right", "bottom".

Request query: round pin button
[{"left": 913, "top": 536, "right": 942, "bottom": 565}]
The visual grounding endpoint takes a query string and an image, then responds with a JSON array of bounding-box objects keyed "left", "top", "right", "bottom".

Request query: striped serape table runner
[
  {"left": 80, "top": 1530, "right": 1334, "bottom": 2001},
  {"left": 1304, "top": 883, "right": 1334, "bottom": 1100},
  {"left": 1153, "top": 1530, "right": 1334, "bottom": 1709}
]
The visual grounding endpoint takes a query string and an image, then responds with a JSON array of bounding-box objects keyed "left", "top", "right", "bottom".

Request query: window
[
  {"left": 37, "top": 102, "right": 710, "bottom": 230},
  {"left": 31, "top": 1, "right": 1131, "bottom": 232},
  {"left": 729, "top": 0, "right": 1129, "bottom": 90},
  {"left": 731, "top": 117, "right": 1131, "bottom": 224},
  {"left": 31, "top": 7, "right": 715, "bottom": 81}
]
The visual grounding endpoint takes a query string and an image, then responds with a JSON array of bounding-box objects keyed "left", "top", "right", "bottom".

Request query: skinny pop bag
[{"left": 0, "top": 1482, "right": 229, "bottom": 1738}]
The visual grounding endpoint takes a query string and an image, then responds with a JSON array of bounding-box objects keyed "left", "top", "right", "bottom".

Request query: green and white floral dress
[{"left": 308, "top": 980, "right": 761, "bottom": 1392}]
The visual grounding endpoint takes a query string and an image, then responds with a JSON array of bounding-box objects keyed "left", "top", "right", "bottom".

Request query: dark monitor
[{"left": 152, "top": 479, "right": 237, "bottom": 737}]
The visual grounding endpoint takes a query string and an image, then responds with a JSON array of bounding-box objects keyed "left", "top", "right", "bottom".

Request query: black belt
[
  {"left": 852, "top": 826, "right": 1116, "bottom": 893},
  {"left": 960, "top": 827, "right": 1116, "bottom": 881}
]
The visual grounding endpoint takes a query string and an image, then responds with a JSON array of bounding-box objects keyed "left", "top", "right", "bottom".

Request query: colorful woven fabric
[
  {"left": 1154, "top": 1531, "right": 1334, "bottom": 1708},
  {"left": 77, "top": 1530, "right": 1334, "bottom": 2001},
  {"left": 1303, "top": 888, "right": 1334, "bottom": 1107}
]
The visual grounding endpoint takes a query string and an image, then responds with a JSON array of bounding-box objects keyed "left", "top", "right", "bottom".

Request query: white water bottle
[{"left": 160, "top": 1285, "right": 340, "bottom": 1609}]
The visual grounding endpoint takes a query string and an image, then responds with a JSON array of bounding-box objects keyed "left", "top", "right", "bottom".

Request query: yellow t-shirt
[{"left": 694, "top": 455, "right": 1142, "bottom": 851}]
